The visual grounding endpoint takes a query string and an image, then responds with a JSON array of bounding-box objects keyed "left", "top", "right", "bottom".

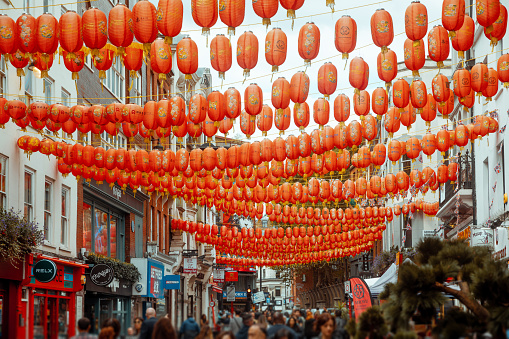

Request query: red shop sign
[{"left": 24, "top": 254, "right": 86, "bottom": 292}]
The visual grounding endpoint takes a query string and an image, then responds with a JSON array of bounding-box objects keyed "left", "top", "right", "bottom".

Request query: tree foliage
[{"left": 380, "top": 237, "right": 509, "bottom": 337}]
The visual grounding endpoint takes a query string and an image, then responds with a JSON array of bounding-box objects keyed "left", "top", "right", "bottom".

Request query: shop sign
[
  {"left": 130, "top": 258, "right": 164, "bottom": 298},
  {"left": 252, "top": 291, "right": 265, "bottom": 304},
  {"left": 471, "top": 228, "right": 494, "bottom": 247},
  {"left": 163, "top": 275, "right": 181, "bottom": 290},
  {"left": 148, "top": 259, "right": 164, "bottom": 299},
  {"left": 90, "top": 264, "right": 114, "bottom": 286},
  {"left": 33, "top": 259, "right": 57, "bottom": 283},
  {"left": 213, "top": 269, "right": 224, "bottom": 283},
  {"left": 183, "top": 258, "right": 197, "bottom": 274},
  {"left": 493, "top": 227, "right": 509, "bottom": 260},
  {"left": 225, "top": 271, "right": 238, "bottom": 282},
  {"left": 223, "top": 290, "right": 248, "bottom": 300},
  {"left": 226, "top": 286, "right": 236, "bottom": 302}
]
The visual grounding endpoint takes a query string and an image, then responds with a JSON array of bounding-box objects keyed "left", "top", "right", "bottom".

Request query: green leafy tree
[{"left": 380, "top": 237, "right": 509, "bottom": 338}]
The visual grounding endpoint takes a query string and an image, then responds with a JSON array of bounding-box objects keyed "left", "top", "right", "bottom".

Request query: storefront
[
  {"left": 82, "top": 181, "right": 147, "bottom": 263},
  {"left": 0, "top": 259, "right": 24, "bottom": 338},
  {"left": 83, "top": 277, "right": 133, "bottom": 336},
  {"left": 23, "top": 254, "right": 87, "bottom": 339}
]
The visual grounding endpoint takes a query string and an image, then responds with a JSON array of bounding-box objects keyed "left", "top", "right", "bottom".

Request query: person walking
[
  {"left": 139, "top": 308, "right": 158, "bottom": 339},
  {"left": 248, "top": 325, "right": 268, "bottom": 339},
  {"left": 230, "top": 310, "right": 243, "bottom": 335},
  {"left": 71, "top": 318, "right": 97, "bottom": 339},
  {"left": 196, "top": 325, "right": 214, "bottom": 339},
  {"left": 304, "top": 312, "right": 318, "bottom": 339},
  {"left": 266, "top": 313, "right": 297, "bottom": 339},
  {"left": 179, "top": 314, "right": 201, "bottom": 339},
  {"left": 152, "top": 317, "right": 177, "bottom": 339},
  {"left": 312, "top": 313, "right": 335, "bottom": 339},
  {"left": 236, "top": 313, "right": 254, "bottom": 339},
  {"left": 332, "top": 310, "right": 348, "bottom": 339}
]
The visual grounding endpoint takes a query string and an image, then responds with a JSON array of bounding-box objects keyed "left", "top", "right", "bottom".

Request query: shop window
[
  {"left": 0, "top": 155, "right": 6, "bottom": 209},
  {"left": 82, "top": 202, "right": 123, "bottom": 259},
  {"left": 24, "top": 170, "right": 34, "bottom": 221},
  {"left": 61, "top": 187, "right": 69, "bottom": 246},
  {"left": 44, "top": 180, "right": 53, "bottom": 242}
]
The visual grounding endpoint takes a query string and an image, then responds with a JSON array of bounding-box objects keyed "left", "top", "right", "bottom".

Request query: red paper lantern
[
  {"left": 484, "top": 4, "right": 507, "bottom": 46},
  {"left": 393, "top": 78, "right": 410, "bottom": 111},
  {"left": 210, "top": 34, "right": 232, "bottom": 80},
  {"left": 293, "top": 102, "right": 310, "bottom": 131},
  {"left": 290, "top": 71, "right": 310, "bottom": 105},
  {"left": 176, "top": 37, "right": 198, "bottom": 79},
  {"left": 133, "top": 0, "right": 158, "bottom": 51},
  {"left": 191, "top": 0, "right": 218, "bottom": 37},
  {"left": 335, "top": 15, "right": 357, "bottom": 60},
  {"left": 237, "top": 31, "right": 258, "bottom": 78},
  {"left": 16, "top": 13, "right": 36, "bottom": 56},
  {"left": 371, "top": 9, "right": 394, "bottom": 54},
  {"left": 108, "top": 4, "right": 134, "bottom": 56},
  {"left": 451, "top": 14, "right": 475, "bottom": 59},
  {"left": 404, "top": 38, "right": 425, "bottom": 77},
  {"left": 410, "top": 79, "right": 427, "bottom": 112},
  {"left": 253, "top": 0, "right": 278, "bottom": 27},
  {"left": 317, "top": 62, "right": 337, "bottom": 99},
  {"left": 476, "top": 0, "right": 500, "bottom": 34},
  {"left": 298, "top": 22, "right": 320, "bottom": 66},
  {"left": 441, "top": 0, "right": 465, "bottom": 37},
  {"left": 497, "top": 53, "right": 509, "bottom": 88},
  {"left": 265, "top": 28, "right": 287, "bottom": 72},
  {"left": 428, "top": 25, "right": 450, "bottom": 68},
  {"left": 150, "top": 38, "right": 172, "bottom": 82},
  {"left": 36, "top": 13, "right": 59, "bottom": 57},
  {"left": 224, "top": 87, "right": 241, "bottom": 120},
  {"left": 353, "top": 90, "right": 370, "bottom": 120},
  {"left": 244, "top": 83, "right": 263, "bottom": 116},
  {"left": 313, "top": 98, "right": 329, "bottom": 128},
  {"left": 82, "top": 7, "right": 107, "bottom": 55},
  {"left": 421, "top": 94, "right": 437, "bottom": 127},
  {"left": 257, "top": 105, "right": 273, "bottom": 136},
  {"left": 405, "top": 1, "right": 428, "bottom": 42},
  {"left": 157, "top": 0, "right": 184, "bottom": 44},
  {"left": 349, "top": 57, "right": 369, "bottom": 94},
  {"left": 272, "top": 77, "right": 291, "bottom": 114},
  {"left": 377, "top": 49, "right": 397, "bottom": 89}
]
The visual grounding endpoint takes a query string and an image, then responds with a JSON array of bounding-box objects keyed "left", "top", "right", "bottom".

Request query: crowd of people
[{"left": 70, "top": 308, "right": 348, "bottom": 339}]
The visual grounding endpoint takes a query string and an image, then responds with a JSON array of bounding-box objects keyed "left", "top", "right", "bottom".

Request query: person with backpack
[{"left": 179, "top": 314, "right": 201, "bottom": 339}]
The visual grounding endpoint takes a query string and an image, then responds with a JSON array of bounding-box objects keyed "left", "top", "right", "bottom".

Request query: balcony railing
[{"left": 440, "top": 150, "right": 474, "bottom": 205}]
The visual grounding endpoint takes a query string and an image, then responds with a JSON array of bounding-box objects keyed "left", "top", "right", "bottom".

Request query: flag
[
  {"left": 493, "top": 181, "right": 497, "bottom": 192},
  {"left": 499, "top": 125, "right": 506, "bottom": 134},
  {"left": 494, "top": 162, "right": 502, "bottom": 174}
]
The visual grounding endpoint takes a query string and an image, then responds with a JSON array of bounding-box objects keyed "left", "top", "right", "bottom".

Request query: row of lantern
[
  {"left": 4, "top": 0, "right": 508, "bottom": 96},
  {"left": 15, "top": 111, "right": 495, "bottom": 180}
]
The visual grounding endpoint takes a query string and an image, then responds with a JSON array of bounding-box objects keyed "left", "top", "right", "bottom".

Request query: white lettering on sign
[{"left": 112, "top": 187, "right": 122, "bottom": 199}]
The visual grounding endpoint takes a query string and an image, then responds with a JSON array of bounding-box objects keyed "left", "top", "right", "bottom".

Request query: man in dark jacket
[
  {"left": 179, "top": 314, "right": 201, "bottom": 339},
  {"left": 236, "top": 313, "right": 254, "bottom": 339},
  {"left": 139, "top": 308, "right": 157, "bottom": 339},
  {"left": 267, "top": 312, "right": 297, "bottom": 339}
]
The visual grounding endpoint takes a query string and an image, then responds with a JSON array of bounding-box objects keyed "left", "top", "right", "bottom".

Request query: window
[
  {"left": 101, "top": 132, "right": 126, "bottom": 150},
  {"left": 44, "top": 180, "right": 53, "bottom": 241},
  {"left": 44, "top": 78, "right": 53, "bottom": 105},
  {"left": 276, "top": 271, "right": 281, "bottom": 279},
  {"left": 105, "top": 57, "right": 125, "bottom": 100},
  {"left": 61, "top": 187, "right": 69, "bottom": 246},
  {"left": 275, "top": 287, "right": 281, "bottom": 297},
  {"left": 0, "top": 58, "right": 5, "bottom": 95},
  {"left": 43, "top": 0, "right": 50, "bottom": 12},
  {"left": 84, "top": 54, "right": 94, "bottom": 71},
  {"left": 23, "top": 67, "right": 33, "bottom": 104},
  {"left": 61, "top": 88, "right": 70, "bottom": 107},
  {"left": 302, "top": 274, "right": 306, "bottom": 282},
  {"left": 0, "top": 156, "right": 6, "bottom": 209},
  {"left": 131, "top": 72, "right": 142, "bottom": 105},
  {"left": 23, "top": 0, "right": 31, "bottom": 14},
  {"left": 24, "top": 170, "right": 34, "bottom": 221},
  {"left": 83, "top": 202, "right": 123, "bottom": 259},
  {"left": 263, "top": 269, "right": 266, "bottom": 279}
]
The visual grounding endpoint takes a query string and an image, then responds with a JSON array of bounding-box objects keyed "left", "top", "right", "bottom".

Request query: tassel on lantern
[
  {"left": 287, "top": 10, "right": 296, "bottom": 30},
  {"left": 412, "top": 70, "right": 420, "bottom": 77},
  {"left": 262, "top": 18, "right": 271, "bottom": 29},
  {"left": 243, "top": 69, "right": 250, "bottom": 84},
  {"left": 228, "top": 26, "right": 236, "bottom": 37},
  {"left": 326, "top": 0, "right": 335, "bottom": 12},
  {"left": 99, "top": 70, "right": 106, "bottom": 91},
  {"left": 202, "top": 28, "right": 210, "bottom": 47},
  {"left": 164, "top": 36, "right": 173, "bottom": 45},
  {"left": 437, "top": 61, "right": 444, "bottom": 69}
]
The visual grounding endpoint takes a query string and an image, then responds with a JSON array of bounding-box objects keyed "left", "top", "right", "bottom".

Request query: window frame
[
  {"left": 275, "top": 286, "right": 281, "bottom": 297},
  {"left": 0, "top": 155, "right": 7, "bottom": 209},
  {"left": 131, "top": 71, "right": 143, "bottom": 105},
  {"left": 105, "top": 58, "right": 125, "bottom": 101},
  {"left": 101, "top": 131, "right": 127, "bottom": 150},
  {"left": 24, "top": 169, "right": 34, "bottom": 222},
  {"left": 61, "top": 88, "right": 70, "bottom": 107},
  {"left": 44, "top": 78, "right": 54, "bottom": 105},
  {"left": 61, "top": 186, "right": 69, "bottom": 247},
  {"left": 0, "top": 58, "right": 6, "bottom": 96},
  {"left": 44, "top": 178, "right": 54, "bottom": 243}
]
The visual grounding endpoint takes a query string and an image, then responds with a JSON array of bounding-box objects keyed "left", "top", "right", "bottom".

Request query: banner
[
  {"left": 350, "top": 277, "right": 372, "bottom": 320},
  {"left": 183, "top": 258, "right": 197, "bottom": 274}
]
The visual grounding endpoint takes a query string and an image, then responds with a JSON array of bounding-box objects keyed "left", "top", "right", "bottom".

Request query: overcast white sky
[{"left": 150, "top": 0, "right": 444, "bottom": 140}]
